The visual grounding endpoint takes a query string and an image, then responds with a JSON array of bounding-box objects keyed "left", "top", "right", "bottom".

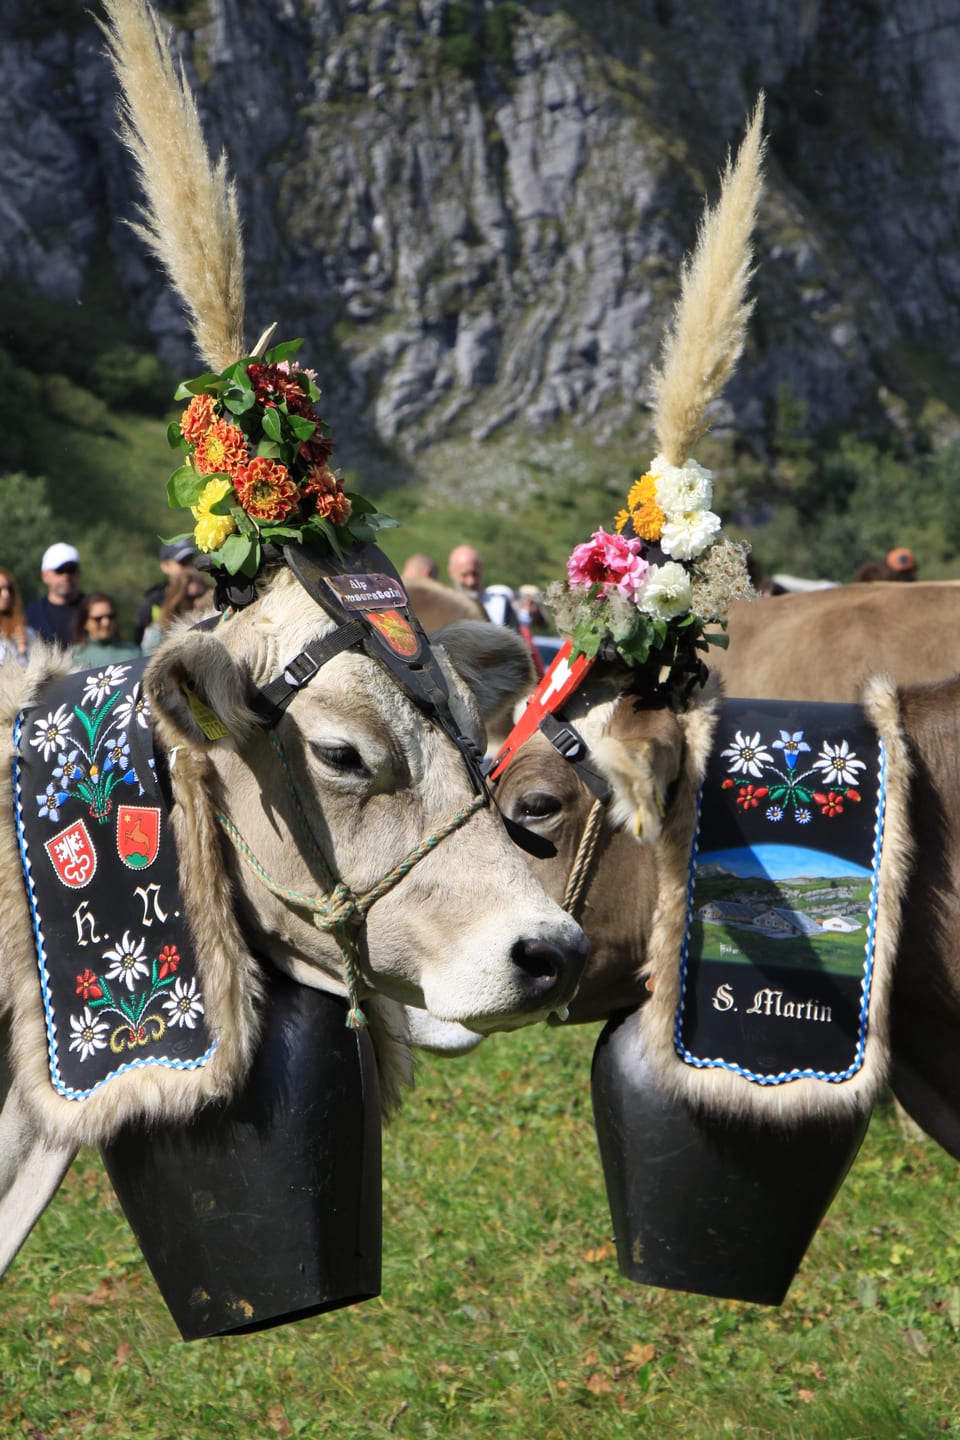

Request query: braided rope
[
  {"left": 214, "top": 764, "right": 486, "bottom": 1029},
  {"left": 561, "top": 798, "right": 607, "bottom": 918}
]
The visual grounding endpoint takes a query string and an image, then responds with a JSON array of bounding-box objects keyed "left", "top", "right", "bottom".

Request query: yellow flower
[
  {"left": 627, "top": 473, "right": 660, "bottom": 511},
  {"left": 613, "top": 508, "right": 630, "bottom": 534},
  {"left": 192, "top": 476, "right": 237, "bottom": 553},
  {"left": 631, "top": 501, "right": 665, "bottom": 542}
]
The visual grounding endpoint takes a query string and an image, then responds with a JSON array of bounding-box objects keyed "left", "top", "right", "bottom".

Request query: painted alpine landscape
[{"left": 690, "top": 844, "right": 873, "bottom": 977}]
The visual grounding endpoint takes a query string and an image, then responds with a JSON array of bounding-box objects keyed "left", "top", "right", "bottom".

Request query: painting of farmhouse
[{"left": 688, "top": 843, "right": 876, "bottom": 979}]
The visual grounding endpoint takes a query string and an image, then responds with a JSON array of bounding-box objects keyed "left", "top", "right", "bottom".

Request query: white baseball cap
[{"left": 41, "top": 543, "right": 80, "bottom": 572}]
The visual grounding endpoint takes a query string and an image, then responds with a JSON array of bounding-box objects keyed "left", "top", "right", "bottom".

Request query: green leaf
[
  {"left": 703, "top": 629, "right": 730, "bottom": 649},
  {"left": 167, "top": 466, "right": 208, "bottom": 508},
  {"left": 218, "top": 533, "right": 257, "bottom": 576},
  {"left": 222, "top": 385, "right": 256, "bottom": 417},
  {"left": 264, "top": 338, "right": 305, "bottom": 366},
  {"left": 256, "top": 439, "right": 283, "bottom": 459},
  {"left": 286, "top": 412, "right": 317, "bottom": 442},
  {"left": 261, "top": 407, "right": 284, "bottom": 443},
  {"left": 174, "top": 373, "right": 223, "bottom": 400},
  {"left": 208, "top": 488, "right": 239, "bottom": 516},
  {"left": 166, "top": 420, "right": 187, "bottom": 451}
]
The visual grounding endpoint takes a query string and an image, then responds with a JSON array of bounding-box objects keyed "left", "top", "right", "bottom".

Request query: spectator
[
  {"left": 140, "top": 570, "right": 212, "bottom": 654},
  {"left": 402, "top": 553, "right": 439, "bottom": 582},
  {"left": 25, "top": 543, "right": 84, "bottom": 648},
  {"left": 135, "top": 540, "right": 199, "bottom": 645},
  {"left": 71, "top": 593, "right": 140, "bottom": 669},
  {"left": 886, "top": 546, "right": 918, "bottom": 582},
  {"left": 0, "top": 568, "right": 34, "bottom": 665},
  {"left": 447, "top": 544, "right": 521, "bottom": 632}
]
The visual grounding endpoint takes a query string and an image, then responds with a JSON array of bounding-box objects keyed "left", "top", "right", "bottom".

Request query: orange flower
[
  {"left": 180, "top": 393, "right": 216, "bottom": 445},
  {"left": 234, "top": 456, "right": 299, "bottom": 522},
  {"left": 193, "top": 418, "right": 249, "bottom": 476},
  {"left": 312, "top": 488, "right": 352, "bottom": 525}
]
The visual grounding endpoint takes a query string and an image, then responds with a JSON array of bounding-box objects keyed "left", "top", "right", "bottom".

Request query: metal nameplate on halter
[{"left": 324, "top": 572, "right": 407, "bottom": 611}]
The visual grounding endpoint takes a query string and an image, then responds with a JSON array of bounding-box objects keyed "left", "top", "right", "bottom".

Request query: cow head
[
  {"left": 493, "top": 680, "right": 715, "bottom": 1022},
  {"left": 145, "top": 575, "right": 587, "bottom": 1033}
]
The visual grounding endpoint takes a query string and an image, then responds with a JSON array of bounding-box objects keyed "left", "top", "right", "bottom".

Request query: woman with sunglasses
[
  {"left": 71, "top": 593, "right": 140, "bottom": 670},
  {"left": 0, "top": 568, "right": 35, "bottom": 666}
]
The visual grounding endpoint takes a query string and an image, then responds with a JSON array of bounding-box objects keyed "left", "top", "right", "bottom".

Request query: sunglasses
[
  {"left": 55, "top": 563, "right": 79, "bottom": 575},
  {"left": 88, "top": 612, "right": 116, "bottom": 623}
]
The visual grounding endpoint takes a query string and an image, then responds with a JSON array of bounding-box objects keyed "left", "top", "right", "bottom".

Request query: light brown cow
[{"left": 713, "top": 581, "right": 960, "bottom": 700}]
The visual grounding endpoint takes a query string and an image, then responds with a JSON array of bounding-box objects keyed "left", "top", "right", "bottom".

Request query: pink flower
[{"left": 567, "top": 528, "right": 649, "bottom": 602}]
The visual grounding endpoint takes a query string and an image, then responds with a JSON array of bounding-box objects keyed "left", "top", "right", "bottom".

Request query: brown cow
[
  {"left": 492, "top": 670, "right": 960, "bottom": 1159},
  {"left": 713, "top": 581, "right": 960, "bottom": 700}
]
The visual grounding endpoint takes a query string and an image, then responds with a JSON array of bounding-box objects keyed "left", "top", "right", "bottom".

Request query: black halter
[{"left": 228, "top": 541, "right": 489, "bottom": 798}]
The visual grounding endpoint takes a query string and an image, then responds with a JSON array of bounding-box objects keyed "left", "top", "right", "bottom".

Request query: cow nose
[{"left": 510, "top": 931, "right": 589, "bottom": 1003}]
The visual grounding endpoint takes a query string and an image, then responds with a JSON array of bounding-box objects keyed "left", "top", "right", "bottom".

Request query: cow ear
[
  {"left": 145, "top": 629, "right": 258, "bottom": 750},
  {"left": 432, "top": 621, "right": 535, "bottom": 723},
  {"left": 590, "top": 704, "right": 687, "bottom": 844}
]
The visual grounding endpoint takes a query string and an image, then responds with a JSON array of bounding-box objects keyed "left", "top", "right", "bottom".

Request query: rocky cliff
[{"left": 3, "top": 0, "right": 959, "bottom": 492}]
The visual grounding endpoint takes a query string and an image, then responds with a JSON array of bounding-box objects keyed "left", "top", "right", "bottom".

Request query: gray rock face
[{"left": 2, "top": 0, "right": 958, "bottom": 473}]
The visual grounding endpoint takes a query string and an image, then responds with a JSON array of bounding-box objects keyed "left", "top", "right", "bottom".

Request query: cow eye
[
  {"left": 310, "top": 740, "right": 367, "bottom": 775},
  {"left": 514, "top": 790, "right": 562, "bottom": 822}
]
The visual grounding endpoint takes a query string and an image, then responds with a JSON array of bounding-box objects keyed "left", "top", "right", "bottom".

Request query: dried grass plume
[
  {"left": 98, "top": 0, "right": 246, "bottom": 370},
  {"left": 652, "top": 96, "right": 766, "bottom": 466}
]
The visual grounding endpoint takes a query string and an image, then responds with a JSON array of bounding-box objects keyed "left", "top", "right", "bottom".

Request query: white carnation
[
  {"left": 637, "top": 561, "right": 693, "bottom": 619},
  {"left": 649, "top": 454, "right": 714, "bottom": 517},
  {"left": 660, "top": 508, "right": 722, "bottom": 561}
]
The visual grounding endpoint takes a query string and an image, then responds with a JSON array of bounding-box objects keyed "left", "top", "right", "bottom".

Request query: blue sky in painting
[{"left": 697, "top": 844, "right": 872, "bottom": 880}]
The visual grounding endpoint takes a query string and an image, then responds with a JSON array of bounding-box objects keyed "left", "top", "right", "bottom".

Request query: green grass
[{"left": 1, "top": 1023, "right": 957, "bottom": 1438}]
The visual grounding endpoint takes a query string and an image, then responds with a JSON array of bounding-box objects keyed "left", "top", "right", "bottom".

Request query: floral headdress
[
  {"left": 546, "top": 100, "right": 766, "bottom": 701},
  {"left": 166, "top": 334, "right": 393, "bottom": 581}
]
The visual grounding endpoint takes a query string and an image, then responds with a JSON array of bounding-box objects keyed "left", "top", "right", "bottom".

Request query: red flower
[
  {"left": 312, "top": 488, "right": 352, "bottom": 525},
  {"left": 814, "top": 790, "right": 844, "bottom": 817},
  {"left": 721, "top": 778, "right": 735, "bottom": 790},
  {"left": 194, "top": 418, "right": 249, "bottom": 477},
  {"left": 157, "top": 945, "right": 180, "bottom": 980},
  {"left": 300, "top": 433, "right": 335, "bottom": 468},
  {"left": 303, "top": 464, "right": 352, "bottom": 525},
  {"left": 736, "top": 784, "right": 769, "bottom": 809},
  {"left": 75, "top": 969, "right": 102, "bottom": 1001},
  {"left": 845, "top": 789, "right": 861, "bottom": 803},
  {"left": 247, "top": 362, "right": 308, "bottom": 410},
  {"left": 234, "top": 457, "right": 299, "bottom": 522}
]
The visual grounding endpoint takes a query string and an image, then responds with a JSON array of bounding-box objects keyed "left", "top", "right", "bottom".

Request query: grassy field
[{"left": 0, "top": 1021, "right": 957, "bottom": 1439}]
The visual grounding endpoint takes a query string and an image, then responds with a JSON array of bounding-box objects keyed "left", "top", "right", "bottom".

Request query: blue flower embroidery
[
  {"left": 766, "top": 805, "right": 784, "bottom": 822},
  {"left": 771, "top": 730, "right": 811, "bottom": 772},
  {"left": 795, "top": 808, "right": 812, "bottom": 825},
  {"left": 37, "top": 782, "right": 69, "bottom": 823}
]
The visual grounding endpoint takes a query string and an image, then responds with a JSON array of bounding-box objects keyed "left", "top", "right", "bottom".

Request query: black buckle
[
  {"left": 282, "top": 651, "right": 321, "bottom": 690},
  {"left": 548, "top": 725, "right": 585, "bottom": 762}
]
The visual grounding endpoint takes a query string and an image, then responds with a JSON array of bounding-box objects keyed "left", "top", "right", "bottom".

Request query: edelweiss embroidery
[{"left": 720, "top": 727, "right": 867, "bottom": 825}]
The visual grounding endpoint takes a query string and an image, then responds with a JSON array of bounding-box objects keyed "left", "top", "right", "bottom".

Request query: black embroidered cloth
[
  {"left": 13, "top": 660, "right": 214, "bottom": 1100},
  {"left": 676, "top": 699, "right": 886, "bottom": 1085}
]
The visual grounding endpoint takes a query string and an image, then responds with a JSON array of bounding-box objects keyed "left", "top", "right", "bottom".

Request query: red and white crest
[
  {"left": 45, "top": 820, "right": 97, "bottom": 889},
  {"left": 116, "top": 805, "right": 161, "bottom": 870}
]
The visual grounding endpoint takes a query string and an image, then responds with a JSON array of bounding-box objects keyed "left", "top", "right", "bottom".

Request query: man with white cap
[{"left": 25, "top": 543, "right": 84, "bottom": 648}]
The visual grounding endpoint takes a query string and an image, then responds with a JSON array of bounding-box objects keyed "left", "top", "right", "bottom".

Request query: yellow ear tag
[{"left": 184, "top": 685, "right": 229, "bottom": 741}]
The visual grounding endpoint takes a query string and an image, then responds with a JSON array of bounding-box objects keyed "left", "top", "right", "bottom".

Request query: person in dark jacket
[{"left": 24, "top": 543, "right": 84, "bottom": 649}]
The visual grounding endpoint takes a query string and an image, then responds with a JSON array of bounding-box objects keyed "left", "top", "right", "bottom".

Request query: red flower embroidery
[
  {"left": 75, "top": 969, "right": 102, "bottom": 1001},
  {"left": 814, "top": 790, "right": 844, "bottom": 816},
  {"left": 845, "top": 789, "right": 861, "bottom": 803},
  {"left": 721, "top": 778, "right": 735, "bottom": 790},
  {"left": 158, "top": 945, "right": 181, "bottom": 980},
  {"left": 736, "top": 784, "right": 769, "bottom": 809}
]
